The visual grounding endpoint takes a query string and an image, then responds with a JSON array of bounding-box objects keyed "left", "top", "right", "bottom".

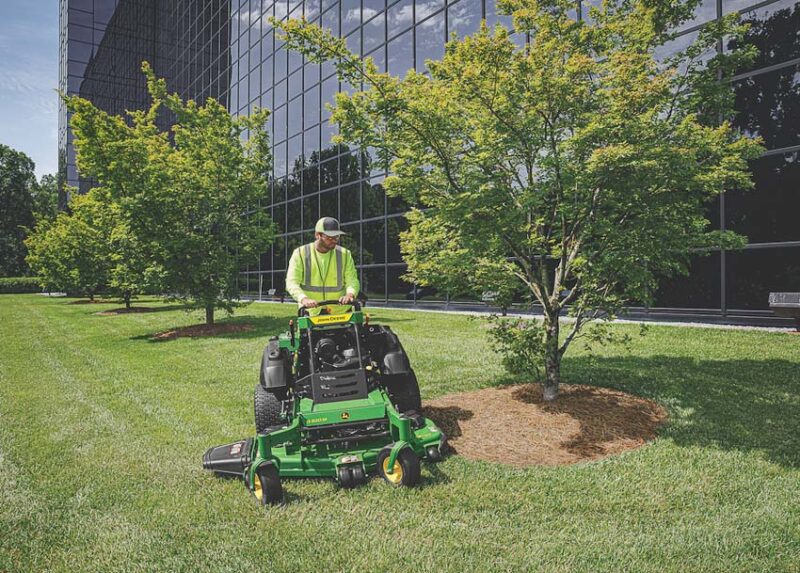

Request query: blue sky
[{"left": 0, "top": 0, "right": 59, "bottom": 179}]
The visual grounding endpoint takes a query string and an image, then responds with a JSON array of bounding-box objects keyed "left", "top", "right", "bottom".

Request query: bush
[
  {"left": 485, "top": 315, "right": 545, "bottom": 380},
  {"left": 0, "top": 277, "right": 42, "bottom": 294}
]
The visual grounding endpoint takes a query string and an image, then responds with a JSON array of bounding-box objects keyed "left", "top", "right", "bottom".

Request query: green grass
[{"left": 1, "top": 294, "right": 798, "bottom": 572}]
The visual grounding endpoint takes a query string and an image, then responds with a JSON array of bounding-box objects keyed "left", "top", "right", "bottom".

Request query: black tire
[
  {"left": 384, "top": 370, "right": 422, "bottom": 413},
  {"left": 254, "top": 384, "right": 283, "bottom": 434},
  {"left": 350, "top": 464, "right": 366, "bottom": 486},
  {"left": 337, "top": 465, "right": 354, "bottom": 489},
  {"left": 425, "top": 445, "right": 443, "bottom": 462},
  {"left": 377, "top": 446, "right": 421, "bottom": 487},
  {"left": 253, "top": 463, "right": 283, "bottom": 506}
]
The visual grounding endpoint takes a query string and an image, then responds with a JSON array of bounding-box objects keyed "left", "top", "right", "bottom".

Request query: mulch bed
[
  {"left": 152, "top": 323, "right": 255, "bottom": 340},
  {"left": 95, "top": 307, "right": 158, "bottom": 316},
  {"left": 422, "top": 383, "right": 667, "bottom": 468}
]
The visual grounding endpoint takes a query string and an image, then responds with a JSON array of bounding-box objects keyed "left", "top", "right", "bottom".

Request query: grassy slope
[{"left": 0, "top": 295, "right": 798, "bottom": 573}]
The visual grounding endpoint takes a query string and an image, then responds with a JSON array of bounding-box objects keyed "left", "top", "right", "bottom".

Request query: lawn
[{"left": 1, "top": 294, "right": 798, "bottom": 572}]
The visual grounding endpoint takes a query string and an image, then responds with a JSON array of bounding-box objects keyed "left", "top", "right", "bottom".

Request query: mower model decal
[
  {"left": 309, "top": 313, "right": 352, "bottom": 325},
  {"left": 341, "top": 411, "right": 350, "bottom": 420}
]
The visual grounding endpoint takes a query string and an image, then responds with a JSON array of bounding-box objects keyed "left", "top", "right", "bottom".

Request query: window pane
[
  {"left": 388, "top": 0, "right": 414, "bottom": 38},
  {"left": 732, "top": 63, "right": 800, "bottom": 151},
  {"left": 363, "top": 219, "right": 386, "bottom": 264},
  {"left": 339, "top": 152, "right": 362, "bottom": 184},
  {"left": 320, "top": 156, "right": 339, "bottom": 189},
  {"left": 416, "top": 0, "right": 444, "bottom": 23},
  {"left": 343, "top": 0, "right": 362, "bottom": 35},
  {"left": 364, "top": 11, "right": 386, "bottom": 52},
  {"left": 303, "top": 193, "right": 319, "bottom": 225},
  {"left": 448, "top": 0, "right": 481, "bottom": 38},
  {"left": 727, "top": 247, "right": 800, "bottom": 310},
  {"left": 652, "top": 253, "right": 720, "bottom": 309},
  {"left": 726, "top": 0, "right": 800, "bottom": 74},
  {"left": 341, "top": 182, "right": 361, "bottom": 222},
  {"left": 388, "top": 29, "right": 414, "bottom": 77},
  {"left": 486, "top": 0, "right": 512, "bottom": 29},
  {"left": 288, "top": 134, "right": 303, "bottom": 179},
  {"left": 288, "top": 95, "right": 303, "bottom": 136},
  {"left": 726, "top": 152, "right": 800, "bottom": 243},
  {"left": 363, "top": 178, "right": 386, "bottom": 218},
  {"left": 388, "top": 265, "right": 413, "bottom": 299},
  {"left": 320, "top": 189, "right": 339, "bottom": 218},
  {"left": 362, "top": 267, "right": 386, "bottom": 301},
  {"left": 416, "top": 13, "right": 445, "bottom": 70},
  {"left": 676, "top": 0, "right": 716, "bottom": 32},
  {"left": 386, "top": 216, "right": 408, "bottom": 263},
  {"left": 287, "top": 198, "right": 302, "bottom": 231},
  {"left": 339, "top": 222, "right": 361, "bottom": 259}
]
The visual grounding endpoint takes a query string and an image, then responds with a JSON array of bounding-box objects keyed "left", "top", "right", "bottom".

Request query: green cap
[{"left": 315, "top": 217, "right": 346, "bottom": 237}]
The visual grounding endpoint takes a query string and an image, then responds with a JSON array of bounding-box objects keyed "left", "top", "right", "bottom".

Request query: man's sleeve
[
  {"left": 285, "top": 248, "right": 306, "bottom": 303},
  {"left": 344, "top": 250, "right": 360, "bottom": 297}
]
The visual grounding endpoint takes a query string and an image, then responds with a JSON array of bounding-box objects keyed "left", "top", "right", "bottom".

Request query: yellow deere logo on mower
[
  {"left": 309, "top": 313, "right": 352, "bottom": 325},
  {"left": 341, "top": 411, "right": 350, "bottom": 420}
]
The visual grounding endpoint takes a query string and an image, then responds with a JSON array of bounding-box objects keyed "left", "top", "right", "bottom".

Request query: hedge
[{"left": 0, "top": 277, "right": 42, "bottom": 294}]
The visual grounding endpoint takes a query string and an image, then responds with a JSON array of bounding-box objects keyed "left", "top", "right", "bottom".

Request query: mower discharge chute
[{"left": 202, "top": 300, "right": 446, "bottom": 506}]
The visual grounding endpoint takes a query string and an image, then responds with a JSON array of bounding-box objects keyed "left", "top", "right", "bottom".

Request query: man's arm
[
  {"left": 343, "top": 249, "right": 360, "bottom": 299},
  {"left": 285, "top": 248, "right": 307, "bottom": 304}
]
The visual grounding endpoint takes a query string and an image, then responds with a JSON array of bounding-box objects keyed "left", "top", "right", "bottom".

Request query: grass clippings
[{"left": 424, "top": 384, "right": 666, "bottom": 467}]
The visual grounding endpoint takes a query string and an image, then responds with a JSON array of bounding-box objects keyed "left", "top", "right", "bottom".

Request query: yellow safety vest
[{"left": 299, "top": 244, "right": 346, "bottom": 301}]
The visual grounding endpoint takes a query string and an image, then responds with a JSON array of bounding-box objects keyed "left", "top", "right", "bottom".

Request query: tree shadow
[
  {"left": 563, "top": 355, "right": 800, "bottom": 468},
  {"left": 130, "top": 315, "right": 291, "bottom": 343},
  {"left": 421, "top": 405, "right": 474, "bottom": 444}
]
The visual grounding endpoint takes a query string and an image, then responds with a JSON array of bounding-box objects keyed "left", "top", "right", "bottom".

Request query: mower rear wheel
[
  {"left": 254, "top": 384, "right": 283, "bottom": 434},
  {"left": 253, "top": 463, "right": 283, "bottom": 506},
  {"left": 377, "top": 447, "right": 420, "bottom": 487},
  {"left": 385, "top": 371, "right": 422, "bottom": 413},
  {"left": 337, "top": 464, "right": 366, "bottom": 489}
]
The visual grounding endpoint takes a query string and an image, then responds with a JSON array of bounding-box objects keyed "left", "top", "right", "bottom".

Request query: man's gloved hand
[
  {"left": 338, "top": 293, "right": 355, "bottom": 305},
  {"left": 301, "top": 297, "right": 318, "bottom": 308}
]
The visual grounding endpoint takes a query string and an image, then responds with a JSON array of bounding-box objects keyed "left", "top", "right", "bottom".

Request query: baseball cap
[{"left": 315, "top": 217, "right": 346, "bottom": 237}]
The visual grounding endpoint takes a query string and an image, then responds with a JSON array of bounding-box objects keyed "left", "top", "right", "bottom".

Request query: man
[{"left": 286, "top": 217, "right": 360, "bottom": 308}]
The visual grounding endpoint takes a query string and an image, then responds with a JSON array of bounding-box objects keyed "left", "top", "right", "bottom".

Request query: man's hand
[
  {"left": 338, "top": 293, "right": 355, "bottom": 305},
  {"left": 301, "top": 297, "right": 318, "bottom": 308}
]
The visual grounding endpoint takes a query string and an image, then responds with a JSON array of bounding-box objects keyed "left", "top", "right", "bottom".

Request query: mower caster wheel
[
  {"left": 377, "top": 447, "right": 420, "bottom": 487},
  {"left": 253, "top": 463, "right": 283, "bottom": 506},
  {"left": 337, "top": 464, "right": 366, "bottom": 489},
  {"left": 425, "top": 445, "right": 443, "bottom": 462}
]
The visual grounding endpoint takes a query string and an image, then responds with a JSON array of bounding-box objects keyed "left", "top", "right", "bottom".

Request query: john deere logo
[{"left": 341, "top": 412, "right": 350, "bottom": 420}]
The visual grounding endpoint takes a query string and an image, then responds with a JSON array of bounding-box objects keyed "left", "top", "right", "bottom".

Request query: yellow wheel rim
[
  {"left": 382, "top": 457, "right": 403, "bottom": 485},
  {"left": 253, "top": 472, "right": 264, "bottom": 501}
]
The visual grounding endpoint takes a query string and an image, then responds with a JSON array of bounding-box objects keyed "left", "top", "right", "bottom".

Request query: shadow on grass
[
  {"left": 130, "top": 314, "right": 291, "bottom": 343},
  {"left": 562, "top": 355, "right": 800, "bottom": 468}
]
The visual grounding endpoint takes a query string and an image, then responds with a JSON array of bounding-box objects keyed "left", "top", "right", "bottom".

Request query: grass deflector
[{"left": 203, "top": 301, "right": 446, "bottom": 505}]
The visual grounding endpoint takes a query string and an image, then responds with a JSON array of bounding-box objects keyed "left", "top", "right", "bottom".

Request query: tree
[
  {"left": 274, "top": 0, "right": 763, "bottom": 399},
  {"left": 31, "top": 174, "right": 59, "bottom": 223},
  {"left": 65, "top": 62, "right": 275, "bottom": 325},
  {"left": 0, "top": 144, "right": 37, "bottom": 276},
  {"left": 25, "top": 190, "right": 113, "bottom": 299}
]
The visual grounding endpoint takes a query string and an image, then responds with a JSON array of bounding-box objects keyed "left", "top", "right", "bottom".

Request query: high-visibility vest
[{"left": 298, "top": 243, "right": 347, "bottom": 301}]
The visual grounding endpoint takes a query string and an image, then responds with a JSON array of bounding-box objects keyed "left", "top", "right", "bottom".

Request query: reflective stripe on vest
[{"left": 300, "top": 244, "right": 344, "bottom": 294}]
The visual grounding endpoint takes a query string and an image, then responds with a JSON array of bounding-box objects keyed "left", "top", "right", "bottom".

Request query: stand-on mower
[{"left": 202, "top": 300, "right": 446, "bottom": 506}]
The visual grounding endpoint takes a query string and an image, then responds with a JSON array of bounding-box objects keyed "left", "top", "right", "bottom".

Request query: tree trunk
[
  {"left": 542, "top": 311, "right": 561, "bottom": 401},
  {"left": 89, "top": 291, "right": 95, "bottom": 302},
  {"left": 124, "top": 291, "right": 131, "bottom": 310},
  {"left": 205, "top": 305, "right": 214, "bottom": 325}
]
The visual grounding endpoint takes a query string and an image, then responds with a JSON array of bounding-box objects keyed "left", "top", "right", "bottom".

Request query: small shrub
[
  {"left": 485, "top": 315, "right": 545, "bottom": 380},
  {"left": 0, "top": 277, "right": 42, "bottom": 294}
]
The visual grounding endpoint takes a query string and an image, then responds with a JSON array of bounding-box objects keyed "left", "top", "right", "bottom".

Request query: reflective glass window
[
  {"left": 321, "top": 76, "right": 338, "bottom": 122},
  {"left": 387, "top": 266, "right": 413, "bottom": 299},
  {"left": 388, "top": 0, "right": 414, "bottom": 38},
  {"left": 346, "top": 29, "right": 362, "bottom": 55},
  {"left": 386, "top": 216, "right": 409, "bottom": 262},
  {"left": 274, "top": 78, "right": 288, "bottom": 108},
  {"left": 320, "top": 189, "right": 340, "bottom": 218},
  {"left": 305, "top": 62, "right": 321, "bottom": 87},
  {"left": 486, "top": 0, "right": 512, "bottom": 29},
  {"left": 304, "top": 84, "right": 321, "bottom": 127},
  {"left": 288, "top": 134, "right": 304, "bottom": 181},
  {"left": 320, "top": 156, "right": 339, "bottom": 189},
  {"left": 416, "top": 0, "right": 444, "bottom": 23},
  {"left": 733, "top": 63, "right": 800, "bottom": 151},
  {"left": 304, "top": 125, "right": 321, "bottom": 162},
  {"left": 363, "top": 179, "right": 386, "bottom": 218},
  {"left": 416, "top": 13, "right": 445, "bottom": 70},
  {"left": 448, "top": 0, "right": 481, "bottom": 38},
  {"left": 388, "top": 29, "right": 414, "bottom": 76},
  {"left": 726, "top": 1, "right": 800, "bottom": 74},
  {"left": 368, "top": 45, "right": 387, "bottom": 72},
  {"left": 362, "top": 268, "right": 386, "bottom": 301},
  {"left": 343, "top": 0, "right": 362, "bottom": 35},
  {"left": 727, "top": 247, "right": 800, "bottom": 310},
  {"left": 274, "top": 140, "right": 288, "bottom": 177},
  {"left": 652, "top": 253, "right": 721, "bottom": 309},
  {"left": 363, "top": 218, "right": 387, "bottom": 264},
  {"left": 306, "top": 0, "right": 322, "bottom": 20},
  {"left": 322, "top": 6, "right": 341, "bottom": 36},
  {"left": 364, "top": 11, "right": 386, "bottom": 53},
  {"left": 303, "top": 194, "right": 319, "bottom": 225},
  {"left": 287, "top": 198, "right": 302, "bottom": 231},
  {"left": 365, "top": 0, "right": 386, "bottom": 16},
  {"left": 341, "top": 183, "right": 361, "bottom": 222},
  {"left": 289, "top": 69, "right": 303, "bottom": 100},
  {"left": 288, "top": 96, "right": 303, "bottom": 136},
  {"left": 676, "top": 0, "right": 716, "bottom": 31},
  {"left": 273, "top": 104, "right": 287, "bottom": 142},
  {"left": 726, "top": 152, "right": 800, "bottom": 243}
]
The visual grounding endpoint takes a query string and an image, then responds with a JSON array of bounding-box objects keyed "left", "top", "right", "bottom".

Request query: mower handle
[{"left": 298, "top": 299, "right": 361, "bottom": 317}]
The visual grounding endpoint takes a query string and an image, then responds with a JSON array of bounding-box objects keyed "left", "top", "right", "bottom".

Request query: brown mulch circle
[
  {"left": 422, "top": 383, "right": 667, "bottom": 468},
  {"left": 152, "top": 323, "right": 255, "bottom": 340},
  {"left": 96, "top": 307, "right": 158, "bottom": 316},
  {"left": 68, "top": 299, "right": 113, "bottom": 304}
]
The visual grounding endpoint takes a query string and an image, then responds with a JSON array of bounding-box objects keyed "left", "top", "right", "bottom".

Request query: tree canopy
[
  {"left": 274, "top": 0, "right": 763, "bottom": 398},
  {"left": 65, "top": 63, "right": 275, "bottom": 324},
  {"left": 0, "top": 144, "right": 38, "bottom": 276}
]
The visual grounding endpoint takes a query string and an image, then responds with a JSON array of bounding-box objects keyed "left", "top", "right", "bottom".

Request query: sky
[{"left": 0, "top": 0, "right": 59, "bottom": 179}]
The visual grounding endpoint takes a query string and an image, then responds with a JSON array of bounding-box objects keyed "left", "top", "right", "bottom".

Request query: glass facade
[{"left": 60, "top": 0, "right": 800, "bottom": 321}]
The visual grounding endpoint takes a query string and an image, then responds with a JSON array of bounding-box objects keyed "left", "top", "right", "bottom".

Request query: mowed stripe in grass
[{"left": 1, "top": 295, "right": 798, "bottom": 572}]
